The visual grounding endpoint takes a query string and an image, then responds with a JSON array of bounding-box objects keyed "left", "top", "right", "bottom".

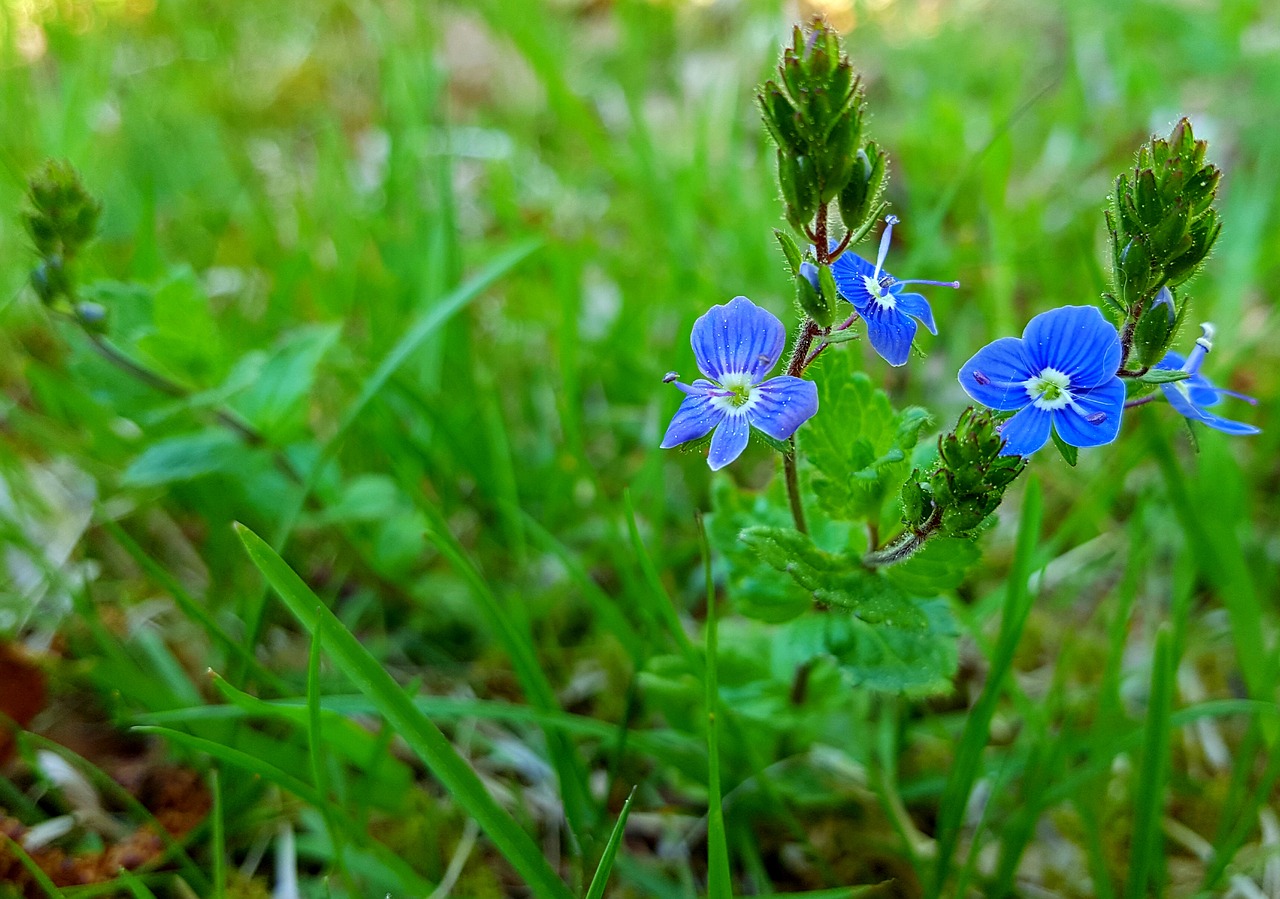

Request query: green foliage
[
  {"left": 707, "top": 478, "right": 860, "bottom": 623},
  {"left": 739, "top": 526, "right": 960, "bottom": 696},
  {"left": 742, "top": 526, "right": 923, "bottom": 626},
  {"left": 778, "top": 598, "right": 959, "bottom": 697},
  {"left": 884, "top": 537, "right": 982, "bottom": 596},
  {"left": 0, "top": 2, "right": 1276, "bottom": 896},
  {"left": 805, "top": 351, "right": 930, "bottom": 527}
]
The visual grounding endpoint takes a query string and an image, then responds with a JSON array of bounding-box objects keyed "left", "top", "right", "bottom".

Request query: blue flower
[
  {"left": 1153, "top": 324, "right": 1260, "bottom": 435},
  {"left": 958, "top": 305, "right": 1124, "bottom": 456},
  {"left": 829, "top": 215, "right": 959, "bottom": 366},
  {"left": 661, "top": 296, "right": 819, "bottom": 470}
]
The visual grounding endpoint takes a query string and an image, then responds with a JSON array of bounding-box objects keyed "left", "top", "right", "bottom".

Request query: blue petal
[
  {"left": 862, "top": 303, "right": 917, "bottom": 367},
  {"left": 1160, "top": 383, "right": 1261, "bottom": 435},
  {"left": 830, "top": 252, "right": 879, "bottom": 312},
  {"left": 1154, "top": 351, "right": 1185, "bottom": 371},
  {"left": 893, "top": 291, "right": 937, "bottom": 335},
  {"left": 993, "top": 404, "right": 1054, "bottom": 453},
  {"left": 660, "top": 389, "right": 725, "bottom": 448},
  {"left": 998, "top": 404, "right": 1053, "bottom": 456},
  {"left": 1053, "top": 377, "right": 1124, "bottom": 448},
  {"left": 1186, "top": 375, "right": 1225, "bottom": 408},
  {"left": 958, "top": 337, "right": 1036, "bottom": 411},
  {"left": 748, "top": 376, "right": 819, "bottom": 440},
  {"left": 1022, "top": 305, "right": 1121, "bottom": 388},
  {"left": 707, "top": 414, "right": 751, "bottom": 470},
  {"left": 690, "top": 296, "right": 785, "bottom": 384}
]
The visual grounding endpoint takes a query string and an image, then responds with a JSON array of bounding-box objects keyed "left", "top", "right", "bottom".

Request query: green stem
[{"left": 783, "top": 441, "right": 807, "bottom": 535}]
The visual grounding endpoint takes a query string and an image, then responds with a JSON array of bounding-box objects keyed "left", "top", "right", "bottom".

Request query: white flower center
[
  {"left": 1023, "top": 367, "right": 1073, "bottom": 410},
  {"left": 710, "top": 371, "right": 759, "bottom": 416},
  {"left": 862, "top": 274, "right": 896, "bottom": 310}
]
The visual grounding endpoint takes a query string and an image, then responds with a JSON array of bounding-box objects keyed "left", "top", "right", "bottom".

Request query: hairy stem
[
  {"left": 814, "top": 203, "right": 829, "bottom": 263},
  {"left": 863, "top": 507, "right": 943, "bottom": 567},
  {"left": 783, "top": 440, "right": 807, "bottom": 535}
]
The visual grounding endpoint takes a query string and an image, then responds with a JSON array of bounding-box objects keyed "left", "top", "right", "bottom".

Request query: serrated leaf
[
  {"left": 778, "top": 599, "right": 959, "bottom": 697},
  {"left": 885, "top": 537, "right": 981, "bottom": 596},
  {"left": 740, "top": 525, "right": 924, "bottom": 627},
  {"left": 707, "top": 481, "right": 859, "bottom": 623},
  {"left": 1138, "top": 368, "right": 1190, "bottom": 385},
  {"left": 805, "top": 352, "right": 929, "bottom": 524}
]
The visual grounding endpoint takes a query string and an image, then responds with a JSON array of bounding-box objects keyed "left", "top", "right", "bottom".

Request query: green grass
[{"left": 0, "top": 0, "right": 1278, "bottom": 896}]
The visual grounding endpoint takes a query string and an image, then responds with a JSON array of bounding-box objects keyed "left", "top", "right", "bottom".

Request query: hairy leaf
[{"left": 805, "top": 352, "right": 930, "bottom": 525}]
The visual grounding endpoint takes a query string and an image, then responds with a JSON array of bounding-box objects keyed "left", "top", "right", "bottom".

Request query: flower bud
[
  {"left": 795, "top": 261, "right": 835, "bottom": 328},
  {"left": 1131, "top": 287, "right": 1177, "bottom": 369},
  {"left": 75, "top": 301, "right": 109, "bottom": 333}
]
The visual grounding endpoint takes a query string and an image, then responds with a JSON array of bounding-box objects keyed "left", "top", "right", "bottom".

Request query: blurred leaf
[
  {"left": 134, "top": 266, "right": 223, "bottom": 384},
  {"left": 229, "top": 323, "right": 340, "bottom": 439},
  {"left": 234, "top": 524, "right": 576, "bottom": 899},
  {"left": 122, "top": 430, "right": 252, "bottom": 486},
  {"left": 805, "top": 352, "right": 930, "bottom": 524}
]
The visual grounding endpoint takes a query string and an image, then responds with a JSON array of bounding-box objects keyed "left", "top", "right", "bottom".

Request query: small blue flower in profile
[
  {"left": 958, "top": 305, "right": 1124, "bottom": 456},
  {"left": 830, "top": 215, "right": 959, "bottom": 366},
  {"left": 1153, "top": 323, "right": 1260, "bottom": 435},
  {"left": 661, "top": 296, "right": 819, "bottom": 470}
]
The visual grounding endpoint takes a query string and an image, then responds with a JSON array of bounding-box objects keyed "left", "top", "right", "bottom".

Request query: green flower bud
[{"left": 1131, "top": 287, "right": 1177, "bottom": 369}]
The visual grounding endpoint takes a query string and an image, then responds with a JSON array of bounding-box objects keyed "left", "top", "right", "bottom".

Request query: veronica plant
[{"left": 658, "top": 23, "right": 1259, "bottom": 704}]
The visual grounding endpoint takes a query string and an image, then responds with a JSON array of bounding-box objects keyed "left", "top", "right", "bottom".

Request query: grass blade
[
  {"left": 234, "top": 522, "right": 573, "bottom": 899},
  {"left": 700, "top": 512, "right": 732, "bottom": 898},
  {"left": 211, "top": 769, "right": 226, "bottom": 899},
  {"left": 2, "top": 834, "right": 65, "bottom": 898},
  {"left": 585, "top": 786, "right": 638, "bottom": 899},
  {"left": 1125, "top": 624, "right": 1175, "bottom": 898},
  {"left": 930, "top": 478, "right": 1043, "bottom": 897}
]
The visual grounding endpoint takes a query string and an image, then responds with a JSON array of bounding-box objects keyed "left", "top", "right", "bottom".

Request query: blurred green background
[{"left": 0, "top": 0, "right": 1277, "bottom": 895}]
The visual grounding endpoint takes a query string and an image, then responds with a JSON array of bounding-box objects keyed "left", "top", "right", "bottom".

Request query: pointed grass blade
[
  {"left": 585, "top": 786, "right": 637, "bottom": 899},
  {"left": 234, "top": 522, "right": 573, "bottom": 899}
]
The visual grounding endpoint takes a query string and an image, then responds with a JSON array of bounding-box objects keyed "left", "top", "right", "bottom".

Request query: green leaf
[
  {"left": 805, "top": 352, "right": 929, "bottom": 524},
  {"left": 1138, "top": 368, "right": 1190, "bottom": 385},
  {"left": 885, "top": 537, "right": 982, "bottom": 596},
  {"left": 1049, "top": 426, "right": 1078, "bottom": 467},
  {"left": 229, "top": 323, "right": 341, "bottom": 439},
  {"left": 122, "top": 430, "right": 251, "bottom": 486},
  {"left": 135, "top": 266, "right": 223, "bottom": 384},
  {"left": 774, "top": 228, "right": 803, "bottom": 276},
  {"left": 234, "top": 523, "right": 574, "bottom": 899},
  {"left": 778, "top": 599, "right": 959, "bottom": 697},
  {"left": 740, "top": 526, "right": 925, "bottom": 628},
  {"left": 708, "top": 481, "right": 820, "bottom": 623}
]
